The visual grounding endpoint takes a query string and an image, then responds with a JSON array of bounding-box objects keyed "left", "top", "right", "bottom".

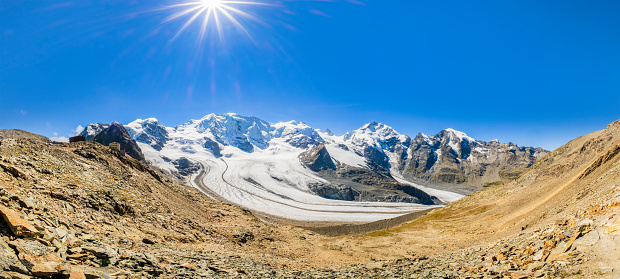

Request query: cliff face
[
  {"left": 92, "top": 123, "right": 145, "bottom": 162},
  {"left": 299, "top": 144, "right": 336, "bottom": 172},
  {"left": 403, "top": 130, "right": 548, "bottom": 186}
]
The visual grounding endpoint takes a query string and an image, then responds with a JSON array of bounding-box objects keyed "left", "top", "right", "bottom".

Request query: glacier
[{"left": 116, "top": 113, "right": 464, "bottom": 223}]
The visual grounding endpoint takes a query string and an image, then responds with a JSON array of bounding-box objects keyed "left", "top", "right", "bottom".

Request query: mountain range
[
  {"left": 0, "top": 118, "right": 618, "bottom": 278},
  {"left": 79, "top": 113, "right": 548, "bottom": 223}
]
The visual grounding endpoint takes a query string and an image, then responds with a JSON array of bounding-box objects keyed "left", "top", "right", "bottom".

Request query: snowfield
[{"left": 126, "top": 114, "right": 464, "bottom": 223}]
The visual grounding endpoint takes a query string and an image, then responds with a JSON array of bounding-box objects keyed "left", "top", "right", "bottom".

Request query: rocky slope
[
  {"left": 0, "top": 138, "right": 346, "bottom": 278},
  {"left": 0, "top": 130, "right": 50, "bottom": 143}
]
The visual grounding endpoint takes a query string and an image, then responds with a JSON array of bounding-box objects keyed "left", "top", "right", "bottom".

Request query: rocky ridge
[{"left": 0, "top": 130, "right": 50, "bottom": 144}]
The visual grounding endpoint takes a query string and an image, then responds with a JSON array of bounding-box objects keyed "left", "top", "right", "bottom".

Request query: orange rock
[
  {"left": 180, "top": 262, "right": 197, "bottom": 271},
  {"left": 543, "top": 240, "right": 556, "bottom": 250},
  {"left": 497, "top": 252, "right": 507, "bottom": 261},
  {"left": 30, "top": 261, "right": 61, "bottom": 276},
  {"left": 69, "top": 270, "right": 87, "bottom": 279},
  {"left": 604, "top": 220, "right": 620, "bottom": 235},
  {"left": 0, "top": 205, "right": 39, "bottom": 237}
]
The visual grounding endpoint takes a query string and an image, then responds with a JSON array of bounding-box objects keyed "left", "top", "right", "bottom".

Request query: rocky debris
[{"left": 0, "top": 271, "right": 33, "bottom": 279}]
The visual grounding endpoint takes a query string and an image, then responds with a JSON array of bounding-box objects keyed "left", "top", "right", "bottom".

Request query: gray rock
[
  {"left": 573, "top": 230, "right": 599, "bottom": 247},
  {"left": 598, "top": 267, "right": 614, "bottom": 273},
  {"left": 0, "top": 238, "right": 29, "bottom": 275},
  {"left": 82, "top": 245, "right": 119, "bottom": 266}
]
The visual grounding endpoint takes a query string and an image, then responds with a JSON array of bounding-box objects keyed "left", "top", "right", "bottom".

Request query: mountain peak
[
  {"left": 442, "top": 128, "right": 474, "bottom": 142},
  {"left": 361, "top": 121, "right": 381, "bottom": 131}
]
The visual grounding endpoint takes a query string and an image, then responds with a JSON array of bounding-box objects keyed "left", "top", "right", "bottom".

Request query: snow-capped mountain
[
  {"left": 80, "top": 113, "right": 548, "bottom": 223},
  {"left": 124, "top": 118, "right": 170, "bottom": 151},
  {"left": 80, "top": 123, "right": 110, "bottom": 141}
]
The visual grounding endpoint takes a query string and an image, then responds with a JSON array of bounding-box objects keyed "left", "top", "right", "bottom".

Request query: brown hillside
[{"left": 0, "top": 129, "right": 51, "bottom": 143}]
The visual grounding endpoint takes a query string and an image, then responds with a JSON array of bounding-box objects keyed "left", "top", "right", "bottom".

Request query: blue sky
[{"left": 1, "top": 0, "right": 619, "bottom": 150}]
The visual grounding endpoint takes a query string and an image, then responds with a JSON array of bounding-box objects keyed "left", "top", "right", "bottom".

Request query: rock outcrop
[
  {"left": 300, "top": 144, "right": 336, "bottom": 172},
  {"left": 402, "top": 130, "right": 548, "bottom": 186},
  {"left": 92, "top": 122, "right": 145, "bottom": 162}
]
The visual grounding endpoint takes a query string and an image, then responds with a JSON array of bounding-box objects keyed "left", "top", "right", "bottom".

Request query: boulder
[
  {"left": 30, "top": 261, "right": 63, "bottom": 276},
  {"left": 82, "top": 245, "right": 119, "bottom": 266},
  {"left": 0, "top": 237, "right": 29, "bottom": 274},
  {"left": 14, "top": 240, "right": 62, "bottom": 272},
  {"left": 0, "top": 205, "right": 38, "bottom": 237},
  {"left": 69, "top": 271, "right": 87, "bottom": 279}
]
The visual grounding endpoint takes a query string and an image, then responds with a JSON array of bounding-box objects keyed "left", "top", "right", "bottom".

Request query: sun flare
[
  {"left": 200, "top": 0, "right": 223, "bottom": 8},
  {"left": 161, "top": 0, "right": 269, "bottom": 42}
]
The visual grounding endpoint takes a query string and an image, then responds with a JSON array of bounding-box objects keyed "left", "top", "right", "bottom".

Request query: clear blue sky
[{"left": 1, "top": 0, "right": 619, "bottom": 150}]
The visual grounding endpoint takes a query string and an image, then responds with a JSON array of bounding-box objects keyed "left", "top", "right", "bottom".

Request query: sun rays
[{"left": 161, "top": 0, "right": 269, "bottom": 43}]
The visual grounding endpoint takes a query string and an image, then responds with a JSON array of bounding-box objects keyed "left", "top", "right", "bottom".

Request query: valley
[
  {"left": 0, "top": 118, "right": 618, "bottom": 278},
  {"left": 85, "top": 113, "right": 545, "bottom": 224}
]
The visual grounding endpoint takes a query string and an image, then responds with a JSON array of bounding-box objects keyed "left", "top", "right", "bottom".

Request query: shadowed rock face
[
  {"left": 300, "top": 144, "right": 337, "bottom": 172},
  {"left": 203, "top": 138, "right": 222, "bottom": 157},
  {"left": 401, "top": 131, "right": 549, "bottom": 186},
  {"left": 93, "top": 123, "right": 145, "bottom": 162}
]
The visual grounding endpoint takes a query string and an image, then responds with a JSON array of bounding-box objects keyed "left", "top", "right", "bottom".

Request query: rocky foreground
[{"left": 0, "top": 129, "right": 618, "bottom": 278}]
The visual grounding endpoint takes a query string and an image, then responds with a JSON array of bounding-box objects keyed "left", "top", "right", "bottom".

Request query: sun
[{"left": 161, "top": 0, "right": 269, "bottom": 42}]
